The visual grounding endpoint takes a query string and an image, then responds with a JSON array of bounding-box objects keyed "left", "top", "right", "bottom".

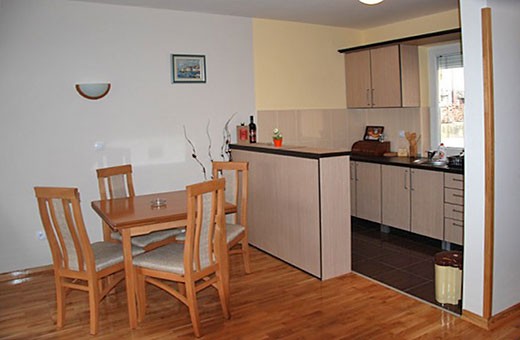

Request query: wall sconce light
[
  {"left": 359, "top": 0, "right": 384, "bottom": 5},
  {"left": 75, "top": 83, "right": 111, "bottom": 100}
]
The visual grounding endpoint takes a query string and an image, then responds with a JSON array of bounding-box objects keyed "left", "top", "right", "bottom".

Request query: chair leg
[
  {"left": 88, "top": 279, "right": 100, "bottom": 335},
  {"left": 55, "top": 276, "right": 66, "bottom": 329},
  {"left": 216, "top": 269, "right": 231, "bottom": 319},
  {"left": 185, "top": 281, "right": 202, "bottom": 337},
  {"left": 135, "top": 270, "right": 147, "bottom": 323},
  {"left": 240, "top": 237, "right": 252, "bottom": 274}
]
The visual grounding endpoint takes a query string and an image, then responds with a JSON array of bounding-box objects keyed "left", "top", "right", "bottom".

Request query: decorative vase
[{"left": 273, "top": 138, "right": 283, "bottom": 147}]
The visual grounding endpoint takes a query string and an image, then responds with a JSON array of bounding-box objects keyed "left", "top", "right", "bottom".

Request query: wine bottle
[{"left": 249, "top": 115, "right": 257, "bottom": 143}]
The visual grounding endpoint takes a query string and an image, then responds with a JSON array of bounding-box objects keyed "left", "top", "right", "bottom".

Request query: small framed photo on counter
[{"left": 363, "top": 126, "right": 384, "bottom": 141}]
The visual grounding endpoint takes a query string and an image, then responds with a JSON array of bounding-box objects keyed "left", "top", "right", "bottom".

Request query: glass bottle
[{"left": 249, "top": 115, "right": 257, "bottom": 143}]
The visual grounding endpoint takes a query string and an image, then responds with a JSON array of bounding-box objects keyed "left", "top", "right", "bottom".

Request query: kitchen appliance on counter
[
  {"left": 448, "top": 152, "right": 464, "bottom": 168},
  {"left": 351, "top": 141, "right": 390, "bottom": 156}
]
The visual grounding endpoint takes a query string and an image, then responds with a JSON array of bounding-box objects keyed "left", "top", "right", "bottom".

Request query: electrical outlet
[{"left": 37, "top": 230, "right": 46, "bottom": 240}]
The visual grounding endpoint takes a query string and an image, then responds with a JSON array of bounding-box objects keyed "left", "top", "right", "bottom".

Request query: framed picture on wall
[
  {"left": 363, "top": 126, "right": 384, "bottom": 141},
  {"left": 171, "top": 54, "right": 206, "bottom": 83}
]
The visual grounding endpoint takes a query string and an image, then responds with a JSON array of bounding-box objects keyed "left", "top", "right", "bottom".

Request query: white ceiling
[{"left": 74, "top": 0, "right": 459, "bottom": 29}]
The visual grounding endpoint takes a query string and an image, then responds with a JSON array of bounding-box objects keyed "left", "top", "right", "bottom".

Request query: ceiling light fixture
[{"left": 359, "top": 0, "right": 384, "bottom": 5}]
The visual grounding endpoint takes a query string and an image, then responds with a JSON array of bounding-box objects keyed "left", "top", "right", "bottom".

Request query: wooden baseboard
[
  {"left": 463, "top": 302, "right": 520, "bottom": 331},
  {"left": 462, "top": 309, "right": 490, "bottom": 330},
  {"left": 0, "top": 264, "right": 53, "bottom": 283},
  {"left": 489, "top": 302, "right": 520, "bottom": 330}
]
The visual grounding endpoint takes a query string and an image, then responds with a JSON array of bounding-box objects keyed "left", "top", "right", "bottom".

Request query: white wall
[
  {"left": 459, "top": 0, "right": 487, "bottom": 316},
  {"left": 488, "top": 0, "right": 520, "bottom": 315},
  {"left": 0, "top": 0, "right": 255, "bottom": 273},
  {"left": 460, "top": 0, "right": 520, "bottom": 317}
]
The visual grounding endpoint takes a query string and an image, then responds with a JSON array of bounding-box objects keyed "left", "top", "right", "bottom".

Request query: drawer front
[
  {"left": 445, "top": 218, "right": 464, "bottom": 245},
  {"left": 445, "top": 188, "right": 464, "bottom": 205},
  {"left": 444, "top": 203, "right": 464, "bottom": 221},
  {"left": 445, "top": 173, "right": 464, "bottom": 190}
]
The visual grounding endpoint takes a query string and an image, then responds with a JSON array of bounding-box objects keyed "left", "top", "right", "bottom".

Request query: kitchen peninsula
[{"left": 230, "top": 143, "right": 351, "bottom": 280}]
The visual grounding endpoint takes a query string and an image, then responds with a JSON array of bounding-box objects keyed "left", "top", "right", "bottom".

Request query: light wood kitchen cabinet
[
  {"left": 344, "top": 44, "right": 419, "bottom": 108},
  {"left": 232, "top": 147, "right": 351, "bottom": 280},
  {"left": 351, "top": 161, "right": 381, "bottom": 223},
  {"left": 410, "top": 169, "right": 444, "bottom": 240},
  {"left": 381, "top": 165, "right": 444, "bottom": 240},
  {"left": 382, "top": 165, "right": 410, "bottom": 231},
  {"left": 444, "top": 173, "right": 464, "bottom": 245}
]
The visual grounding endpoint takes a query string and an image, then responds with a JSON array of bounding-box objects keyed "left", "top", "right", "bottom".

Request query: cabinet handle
[
  {"left": 452, "top": 222, "right": 464, "bottom": 228},
  {"left": 452, "top": 178, "right": 463, "bottom": 182},
  {"left": 350, "top": 163, "right": 354, "bottom": 181},
  {"left": 404, "top": 170, "right": 408, "bottom": 190},
  {"left": 355, "top": 163, "right": 359, "bottom": 181},
  {"left": 366, "top": 89, "right": 370, "bottom": 106},
  {"left": 453, "top": 209, "right": 464, "bottom": 213},
  {"left": 453, "top": 193, "right": 464, "bottom": 198},
  {"left": 410, "top": 170, "right": 414, "bottom": 191},
  {"left": 371, "top": 89, "right": 375, "bottom": 106}
]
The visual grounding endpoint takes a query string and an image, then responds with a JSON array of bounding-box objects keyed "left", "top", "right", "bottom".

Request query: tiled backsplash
[{"left": 257, "top": 107, "right": 431, "bottom": 155}]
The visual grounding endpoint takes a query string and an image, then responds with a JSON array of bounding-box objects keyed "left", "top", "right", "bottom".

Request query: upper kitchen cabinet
[{"left": 344, "top": 44, "right": 420, "bottom": 108}]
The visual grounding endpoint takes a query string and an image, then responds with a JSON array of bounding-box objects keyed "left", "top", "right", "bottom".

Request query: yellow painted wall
[
  {"left": 362, "top": 9, "right": 460, "bottom": 44},
  {"left": 253, "top": 19, "right": 362, "bottom": 110},
  {"left": 253, "top": 9, "right": 460, "bottom": 111}
]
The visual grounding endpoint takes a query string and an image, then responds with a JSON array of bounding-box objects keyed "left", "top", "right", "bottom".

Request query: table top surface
[{"left": 91, "top": 190, "right": 236, "bottom": 230}]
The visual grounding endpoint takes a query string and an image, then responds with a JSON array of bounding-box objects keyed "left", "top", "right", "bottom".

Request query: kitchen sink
[{"left": 413, "top": 159, "right": 447, "bottom": 166}]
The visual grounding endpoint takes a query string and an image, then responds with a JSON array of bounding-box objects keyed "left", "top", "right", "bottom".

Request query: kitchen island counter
[{"left": 230, "top": 144, "right": 351, "bottom": 280}]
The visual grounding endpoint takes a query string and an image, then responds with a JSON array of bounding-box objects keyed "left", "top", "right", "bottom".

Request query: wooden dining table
[{"left": 91, "top": 190, "right": 237, "bottom": 329}]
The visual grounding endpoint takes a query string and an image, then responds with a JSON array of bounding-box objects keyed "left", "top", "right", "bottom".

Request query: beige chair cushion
[
  {"left": 111, "top": 228, "right": 185, "bottom": 248},
  {"left": 226, "top": 224, "right": 245, "bottom": 243},
  {"left": 133, "top": 243, "right": 185, "bottom": 274},
  {"left": 91, "top": 241, "right": 144, "bottom": 272},
  {"left": 175, "top": 223, "right": 244, "bottom": 244}
]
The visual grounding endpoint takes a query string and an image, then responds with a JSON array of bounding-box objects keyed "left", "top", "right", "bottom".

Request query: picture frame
[
  {"left": 171, "top": 54, "right": 206, "bottom": 83},
  {"left": 363, "top": 126, "right": 384, "bottom": 141}
]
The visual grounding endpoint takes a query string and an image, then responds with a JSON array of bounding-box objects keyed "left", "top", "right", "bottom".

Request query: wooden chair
[
  {"left": 133, "top": 178, "right": 230, "bottom": 337},
  {"left": 34, "top": 187, "right": 144, "bottom": 335},
  {"left": 213, "top": 161, "right": 251, "bottom": 273},
  {"left": 96, "top": 164, "right": 183, "bottom": 251}
]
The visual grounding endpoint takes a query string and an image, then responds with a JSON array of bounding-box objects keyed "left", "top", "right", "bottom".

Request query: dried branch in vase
[
  {"left": 183, "top": 125, "right": 207, "bottom": 180},
  {"left": 220, "top": 112, "right": 236, "bottom": 161}
]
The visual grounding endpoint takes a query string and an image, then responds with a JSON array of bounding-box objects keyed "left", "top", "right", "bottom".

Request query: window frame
[{"left": 428, "top": 42, "right": 464, "bottom": 155}]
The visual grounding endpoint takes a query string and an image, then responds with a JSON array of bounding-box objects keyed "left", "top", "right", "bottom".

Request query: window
[{"left": 429, "top": 43, "right": 465, "bottom": 151}]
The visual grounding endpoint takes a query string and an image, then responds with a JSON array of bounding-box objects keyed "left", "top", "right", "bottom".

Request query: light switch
[{"left": 399, "top": 130, "right": 405, "bottom": 138}]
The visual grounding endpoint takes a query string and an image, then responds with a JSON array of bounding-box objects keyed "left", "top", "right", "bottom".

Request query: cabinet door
[
  {"left": 350, "top": 161, "right": 357, "bottom": 217},
  {"left": 370, "top": 45, "right": 401, "bottom": 108},
  {"left": 410, "top": 169, "right": 444, "bottom": 239},
  {"left": 355, "top": 162, "right": 381, "bottom": 223},
  {"left": 345, "top": 50, "right": 372, "bottom": 108},
  {"left": 382, "top": 165, "right": 410, "bottom": 231}
]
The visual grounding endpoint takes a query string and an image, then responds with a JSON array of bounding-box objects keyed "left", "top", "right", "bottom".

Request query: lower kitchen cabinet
[
  {"left": 381, "top": 165, "right": 444, "bottom": 240},
  {"left": 351, "top": 161, "right": 381, "bottom": 223},
  {"left": 382, "top": 165, "right": 410, "bottom": 231},
  {"left": 410, "top": 169, "right": 444, "bottom": 239},
  {"left": 444, "top": 173, "right": 465, "bottom": 245}
]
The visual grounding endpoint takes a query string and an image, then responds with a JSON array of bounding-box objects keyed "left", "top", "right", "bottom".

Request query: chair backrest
[
  {"left": 34, "top": 187, "right": 94, "bottom": 273},
  {"left": 184, "top": 178, "right": 226, "bottom": 274},
  {"left": 212, "top": 161, "right": 248, "bottom": 225},
  {"left": 96, "top": 164, "right": 135, "bottom": 200}
]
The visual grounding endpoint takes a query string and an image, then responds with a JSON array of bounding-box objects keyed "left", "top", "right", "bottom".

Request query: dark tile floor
[{"left": 351, "top": 218, "right": 462, "bottom": 314}]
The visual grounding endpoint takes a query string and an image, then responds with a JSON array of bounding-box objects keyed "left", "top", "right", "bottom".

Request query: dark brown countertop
[
  {"left": 350, "top": 154, "right": 464, "bottom": 174},
  {"left": 230, "top": 143, "right": 463, "bottom": 174},
  {"left": 230, "top": 143, "right": 350, "bottom": 159}
]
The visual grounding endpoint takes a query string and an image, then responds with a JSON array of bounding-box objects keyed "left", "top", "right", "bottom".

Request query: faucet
[{"left": 427, "top": 150, "right": 437, "bottom": 160}]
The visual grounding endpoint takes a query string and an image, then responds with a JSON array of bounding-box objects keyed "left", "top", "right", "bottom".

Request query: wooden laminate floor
[{"left": 1, "top": 247, "right": 519, "bottom": 339}]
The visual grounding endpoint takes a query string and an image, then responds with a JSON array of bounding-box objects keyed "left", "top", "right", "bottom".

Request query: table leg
[{"left": 122, "top": 229, "right": 138, "bottom": 328}]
